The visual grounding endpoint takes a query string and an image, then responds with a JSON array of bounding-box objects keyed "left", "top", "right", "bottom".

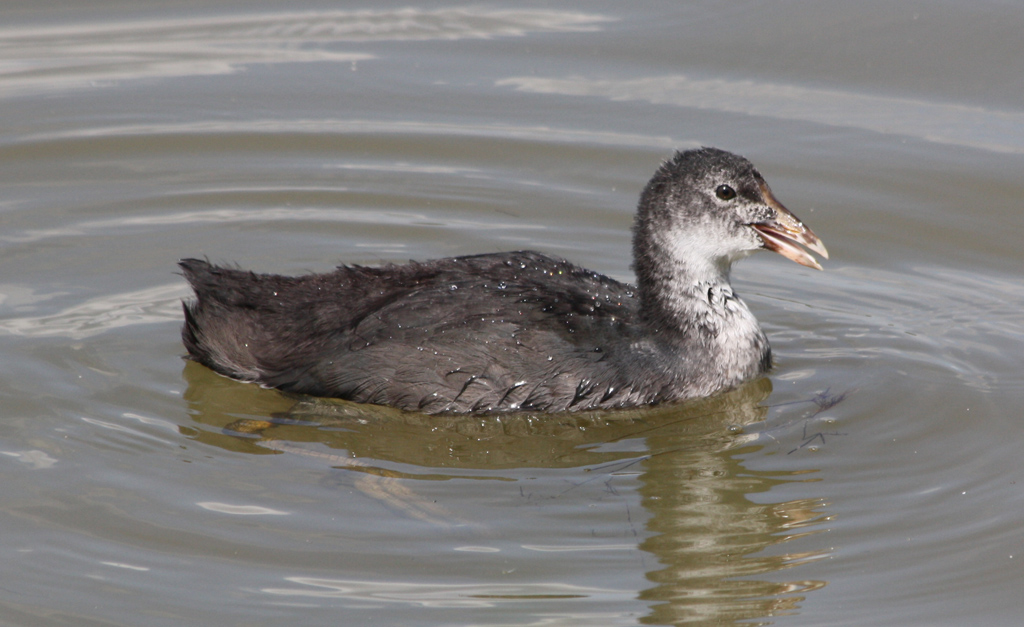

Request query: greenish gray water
[{"left": 1, "top": 2, "right": 1023, "bottom": 625}]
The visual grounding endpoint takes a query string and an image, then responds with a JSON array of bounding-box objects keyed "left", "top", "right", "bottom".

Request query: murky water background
[{"left": 2, "top": 2, "right": 1023, "bottom": 625}]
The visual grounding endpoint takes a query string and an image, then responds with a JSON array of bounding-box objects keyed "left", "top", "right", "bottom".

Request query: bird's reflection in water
[
  {"left": 634, "top": 389, "right": 830, "bottom": 625},
  {"left": 183, "top": 361, "right": 830, "bottom": 624}
]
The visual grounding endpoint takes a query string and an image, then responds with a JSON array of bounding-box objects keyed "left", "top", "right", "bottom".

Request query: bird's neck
[
  {"left": 636, "top": 257, "right": 734, "bottom": 334},
  {"left": 634, "top": 227, "right": 739, "bottom": 332},
  {"left": 634, "top": 249, "right": 771, "bottom": 392},
  {"left": 632, "top": 229, "right": 769, "bottom": 377}
]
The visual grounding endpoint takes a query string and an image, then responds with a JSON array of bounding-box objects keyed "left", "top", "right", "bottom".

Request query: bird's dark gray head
[{"left": 633, "top": 147, "right": 827, "bottom": 286}]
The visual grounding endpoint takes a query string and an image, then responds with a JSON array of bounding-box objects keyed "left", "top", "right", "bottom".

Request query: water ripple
[
  {"left": 21, "top": 118, "right": 679, "bottom": 150},
  {"left": 498, "top": 74, "right": 1024, "bottom": 154},
  {"left": 759, "top": 262, "right": 1024, "bottom": 394},
  {"left": 0, "top": 8, "right": 612, "bottom": 98},
  {"left": 0, "top": 284, "right": 184, "bottom": 339},
  {"left": 263, "top": 577, "right": 628, "bottom": 609}
]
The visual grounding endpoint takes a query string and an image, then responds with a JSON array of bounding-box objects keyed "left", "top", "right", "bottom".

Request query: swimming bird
[{"left": 180, "top": 147, "right": 827, "bottom": 414}]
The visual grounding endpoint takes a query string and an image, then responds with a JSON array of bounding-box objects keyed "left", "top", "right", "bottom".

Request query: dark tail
[{"left": 178, "top": 258, "right": 264, "bottom": 382}]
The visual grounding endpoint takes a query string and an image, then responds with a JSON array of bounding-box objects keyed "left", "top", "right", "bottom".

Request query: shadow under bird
[{"left": 180, "top": 147, "right": 828, "bottom": 414}]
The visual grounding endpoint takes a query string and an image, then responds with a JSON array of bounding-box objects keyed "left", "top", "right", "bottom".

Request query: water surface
[{"left": 2, "top": 2, "right": 1023, "bottom": 625}]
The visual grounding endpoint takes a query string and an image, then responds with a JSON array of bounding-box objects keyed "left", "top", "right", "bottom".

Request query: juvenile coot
[{"left": 180, "top": 147, "right": 827, "bottom": 414}]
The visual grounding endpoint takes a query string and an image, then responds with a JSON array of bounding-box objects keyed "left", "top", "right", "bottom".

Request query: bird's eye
[{"left": 715, "top": 184, "right": 736, "bottom": 200}]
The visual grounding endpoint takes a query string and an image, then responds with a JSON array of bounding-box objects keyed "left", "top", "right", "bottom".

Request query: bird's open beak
[{"left": 751, "top": 182, "right": 829, "bottom": 271}]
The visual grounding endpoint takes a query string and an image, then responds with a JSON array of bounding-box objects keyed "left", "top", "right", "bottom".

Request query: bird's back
[{"left": 180, "top": 252, "right": 678, "bottom": 413}]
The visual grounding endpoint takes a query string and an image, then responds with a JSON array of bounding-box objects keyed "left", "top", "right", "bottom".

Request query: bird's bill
[{"left": 752, "top": 183, "right": 829, "bottom": 271}]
